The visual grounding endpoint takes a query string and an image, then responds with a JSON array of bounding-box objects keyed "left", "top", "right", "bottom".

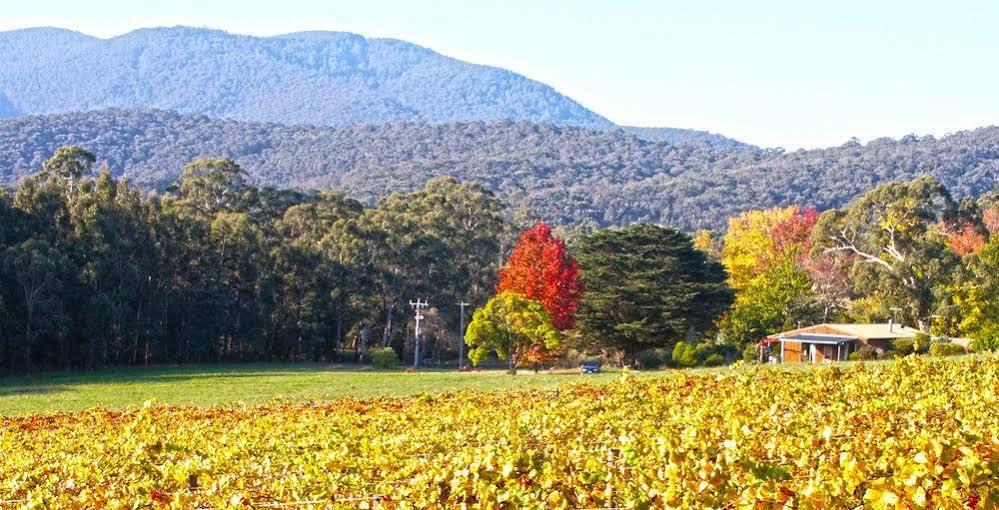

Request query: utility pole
[
  {"left": 409, "top": 299, "right": 429, "bottom": 368},
  {"left": 456, "top": 301, "right": 470, "bottom": 369}
]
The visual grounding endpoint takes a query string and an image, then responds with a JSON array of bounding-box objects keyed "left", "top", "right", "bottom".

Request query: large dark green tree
[
  {"left": 575, "top": 224, "right": 733, "bottom": 362},
  {"left": 2, "top": 239, "right": 70, "bottom": 370}
]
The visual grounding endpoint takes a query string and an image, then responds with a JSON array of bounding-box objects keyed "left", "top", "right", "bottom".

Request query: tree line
[
  {"left": 1, "top": 146, "right": 996, "bottom": 374},
  {"left": 454, "top": 178, "right": 998, "bottom": 372},
  {"left": 0, "top": 147, "right": 513, "bottom": 373}
]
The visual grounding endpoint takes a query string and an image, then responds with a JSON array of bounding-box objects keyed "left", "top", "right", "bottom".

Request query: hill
[
  {"left": 0, "top": 26, "right": 611, "bottom": 128},
  {"left": 619, "top": 126, "right": 750, "bottom": 150},
  {"left": 0, "top": 109, "right": 996, "bottom": 230},
  {"left": 0, "top": 27, "right": 756, "bottom": 148}
]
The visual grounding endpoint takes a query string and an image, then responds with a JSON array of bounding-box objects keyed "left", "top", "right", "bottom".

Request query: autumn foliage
[
  {"left": 770, "top": 205, "right": 819, "bottom": 257},
  {"left": 945, "top": 221, "right": 987, "bottom": 257},
  {"left": 497, "top": 223, "right": 582, "bottom": 330}
]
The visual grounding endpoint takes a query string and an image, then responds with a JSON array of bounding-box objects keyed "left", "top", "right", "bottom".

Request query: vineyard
[{"left": 1, "top": 356, "right": 996, "bottom": 508}]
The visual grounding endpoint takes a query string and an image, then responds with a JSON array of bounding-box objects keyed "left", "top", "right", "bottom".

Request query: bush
[
  {"left": 370, "top": 347, "right": 400, "bottom": 369},
  {"left": 914, "top": 332, "right": 931, "bottom": 351},
  {"left": 928, "top": 342, "right": 966, "bottom": 356},
  {"left": 970, "top": 330, "right": 999, "bottom": 352},
  {"left": 671, "top": 342, "right": 698, "bottom": 368},
  {"left": 848, "top": 345, "right": 878, "bottom": 361},
  {"left": 694, "top": 342, "right": 737, "bottom": 363},
  {"left": 742, "top": 343, "right": 760, "bottom": 362},
  {"left": 891, "top": 338, "right": 917, "bottom": 356},
  {"left": 637, "top": 348, "right": 667, "bottom": 369},
  {"left": 703, "top": 353, "right": 726, "bottom": 367}
]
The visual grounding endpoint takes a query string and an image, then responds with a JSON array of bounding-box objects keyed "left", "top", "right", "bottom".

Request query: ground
[
  {"left": 0, "top": 356, "right": 961, "bottom": 416},
  {"left": 0, "top": 363, "right": 640, "bottom": 415}
]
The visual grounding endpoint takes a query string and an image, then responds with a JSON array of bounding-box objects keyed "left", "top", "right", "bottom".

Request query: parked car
[{"left": 580, "top": 361, "right": 602, "bottom": 374}]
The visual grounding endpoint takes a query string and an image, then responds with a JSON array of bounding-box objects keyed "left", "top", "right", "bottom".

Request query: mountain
[
  {"left": 0, "top": 26, "right": 756, "bottom": 148},
  {"left": 0, "top": 26, "right": 611, "bottom": 128},
  {"left": 1, "top": 109, "right": 995, "bottom": 230}
]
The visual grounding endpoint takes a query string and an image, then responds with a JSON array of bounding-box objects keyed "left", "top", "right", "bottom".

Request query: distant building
[{"left": 761, "top": 322, "right": 920, "bottom": 363}]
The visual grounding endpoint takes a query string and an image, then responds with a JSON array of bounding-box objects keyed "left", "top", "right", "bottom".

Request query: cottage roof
[
  {"left": 767, "top": 323, "right": 920, "bottom": 341},
  {"left": 822, "top": 323, "right": 920, "bottom": 340}
]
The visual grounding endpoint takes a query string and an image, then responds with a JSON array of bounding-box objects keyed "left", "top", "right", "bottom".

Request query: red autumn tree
[
  {"left": 497, "top": 223, "right": 582, "bottom": 330},
  {"left": 770, "top": 205, "right": 819, "bottom": 258}
]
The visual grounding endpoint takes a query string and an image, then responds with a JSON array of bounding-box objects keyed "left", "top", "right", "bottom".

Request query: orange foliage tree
[
  {"left": 945, "top": 221, "right": 987, "bottom": 257},
  {"left": 497, "top": 223, "right": 582, "bottom": 330}
]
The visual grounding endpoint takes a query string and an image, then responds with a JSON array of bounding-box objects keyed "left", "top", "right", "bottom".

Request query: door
[{"left": 783, "top": 341, "right": 802, "bottom": 362}]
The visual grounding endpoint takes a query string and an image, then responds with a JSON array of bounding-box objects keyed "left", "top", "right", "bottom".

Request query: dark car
[{"left": 580, "top": 361, "right": 602, "bottom": 374}]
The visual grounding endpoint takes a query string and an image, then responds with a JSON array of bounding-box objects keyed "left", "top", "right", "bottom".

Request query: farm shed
[{"left": 763, "top": 322, "right": 920, "bottom": 363}]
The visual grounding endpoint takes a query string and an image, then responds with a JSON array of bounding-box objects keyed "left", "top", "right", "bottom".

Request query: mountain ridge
[
  {"left": 0, "top": 26, "right": 611, "bottom": 128},
  {"left": 0, "top": 26, "right": 759, "bottom": 148},
  {"left": 1, "top": 108, "right": 994, "bottom": 230}
]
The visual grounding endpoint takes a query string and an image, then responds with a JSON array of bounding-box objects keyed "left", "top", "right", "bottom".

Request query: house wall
[{"left": 783, "top": 341, "right": 803, "bottom": 362}]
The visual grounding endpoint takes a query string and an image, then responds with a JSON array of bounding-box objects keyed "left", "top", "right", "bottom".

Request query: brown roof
[{"left": 768, "top": 323, "right": 920, "bottom": 341}]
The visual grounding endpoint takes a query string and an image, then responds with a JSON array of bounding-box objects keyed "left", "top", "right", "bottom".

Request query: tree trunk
[
  {"left": 382, "top": 299, "right": 394, "bottom": 347},
  {"left": 335, "top": 307, "right": 343, "bottom": 362}
]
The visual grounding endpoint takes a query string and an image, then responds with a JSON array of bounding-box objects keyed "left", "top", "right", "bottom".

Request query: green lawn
[
  {"left": 2, "top": 356, "right": 964, "bottom": 416},
  {"left": 0, "top": 363, "right": 644, "bottom": 416}
]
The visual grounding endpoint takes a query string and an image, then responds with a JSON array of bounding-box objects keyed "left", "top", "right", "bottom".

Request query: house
[{"left": 763, "top": 322, "right": 920, "bottom": 363}]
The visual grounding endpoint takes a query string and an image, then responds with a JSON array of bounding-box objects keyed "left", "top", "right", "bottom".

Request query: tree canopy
[
  {"left": 1, "top": 109, "right": 995, "bottom": 231},
  {"left": 574, "top": 224, "right": 733, "bottom": 360},
  {"left": 464, "top": 292, "right": 560, "bottom": 375},
  {"left": 496, "top": 223, "right": 582, "bottom": 331}
]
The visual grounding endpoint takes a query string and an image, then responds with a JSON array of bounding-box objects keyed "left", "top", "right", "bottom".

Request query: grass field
[
  {"left": 0, "top": 356, "right": 967, "bottom": 416},
  {"left": 0, "top": 363, "right": 644, "bottom": 415}
]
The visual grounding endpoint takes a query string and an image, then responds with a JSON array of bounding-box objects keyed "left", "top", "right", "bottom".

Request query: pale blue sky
[{"left": 3, "top": 0, "right": 998, "bottom": 148}]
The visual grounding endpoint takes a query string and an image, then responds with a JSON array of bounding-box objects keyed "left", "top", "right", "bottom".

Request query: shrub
[
  {"left": 637, "top": 348, "right": 667, "bottom": 369},
  {"left": 891, "top": 338, "right": 917, "bottom": 356},
  {"left": 370, "top": 347, "right": 400, "bottom": 369},
  {"left": 970, "top": 329, "right": 999, "bottom": 352},
  {"left": 848, "top": 345, "right": 878, "bottom": 361},
  {"left": 742, "top": 343, "right": 760, "bottom": 362},
  {"left": 703, "top": 353, "right": 726, "bottom": 367},
  {"left": 694, "top": 342, "right": 737, "bottom": 364},
  {"left": 671, "top": 342, "right": 698, "bottom": 368},
  {"left": 913, "top": 332, "right": 931, "bottom": 352},
  {"left": 928, "top": 342, "right": 965, "bottom": 357}
]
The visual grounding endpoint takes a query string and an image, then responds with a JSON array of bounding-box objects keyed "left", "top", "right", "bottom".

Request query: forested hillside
[
  {"left": 1, "top": 109, "right": 996, "bottom": 230},
  {"left": 0, "top": 27, "right": 609, "bottom": 127},
  {"left": 619, "top": 126, "right": 750, "bottom": 150}
]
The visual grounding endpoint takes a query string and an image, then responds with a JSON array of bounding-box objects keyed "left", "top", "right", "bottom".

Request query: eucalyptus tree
[
  {"left": 812, "top": 176, "right": 962, "bottom": 329},
  {"left": 42, "top": 145, "right": 95, "bottom": 198},
  {"left": 174, "top": 157, "right": 248, "bottom": 215},
  {"left": 2, "top": 239, "right": 70, "bottom": 371},
  {"left": 71, "top": 170, "right": 158, "bottom": 367}
]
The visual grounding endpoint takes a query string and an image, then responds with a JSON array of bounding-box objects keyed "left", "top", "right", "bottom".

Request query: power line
[
  {"left": 409, "top": 299, "right": 429, "bottom": 368},
  {"left": 456, "top": 301, "right": 470, "bottom": 369}
]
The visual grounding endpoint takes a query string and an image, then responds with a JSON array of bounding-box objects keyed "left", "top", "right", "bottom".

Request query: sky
[{"left": 3, "top": 0, "right": 998, "bottom": 148}]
